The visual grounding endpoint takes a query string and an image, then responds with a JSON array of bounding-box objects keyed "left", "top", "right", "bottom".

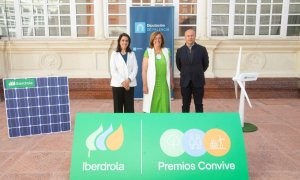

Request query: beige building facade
[{"left": 0, "top": 1, "right": 299, "bottom": 99}]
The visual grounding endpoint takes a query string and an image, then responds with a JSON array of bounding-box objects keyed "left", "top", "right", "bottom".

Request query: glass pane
[
  {"left": 108, "top": 15, "right": 126, "bottom": 25},
  {"left": 236, "top": 0, "right": 245, "bottom": 2},
  {"left": 165, "top": 0, "right": 173, "bottom": 2},
  {"left": 61, "top": 27, "right": 71, "bottom": 36},
  {"left": 76, "top": 0, "right": 94, "bottom": 2},
  {"left": 234, "top": 15, "right": 244, "bottom": 24},
  {"left": 247, "top": 5, "right": 256, "bottom": 14},
  {"left": 261, "top": 5, "right": 270, "bottom": 14},
  {"left": 21, "top": 0, "right": 31, "bottom": 3},
  {"left": 34, "top": 6, "right": 44, "bottom": 14},
  {"left": 34, "top": 16, "right": 44, "bottom": 25},
  {"left": 60, "top": 16, "right": 70, "bottom": 25},
  {"left": 108, "top": 4, "right": 126, "bottom": 14},
  {"left": 287, "top": 26, "right": 300, "bottom": 36},
  {"left": 248, "top": 0, "right": 257, "bottom": 3},
  {"left": 76, "top": 4, "right": 94, "bottom": 14},
  {"left": 180, "top": 0, "right": 197, "bottom": 2},
  {"left": 179, "top": 26, "right": 196, "bottom": 36},
  {"left": 60, "top": 5, "right": 70, "bottom": 14},
  {"left": 271, "top": 26, "right": 280, "bottom": 35},
  {"left": 77, "top": 26, "right": 94, "bottom": 37},
  {"left": 143, "top": 0, "right": 150, "bottom": 2},
  {"left": 260, "top": 16, "right": 270, "bottom": 24},
  {"left": 234, "top": 26, "right": 244, "bottom": 35},
  {"left": 21, "top": 5, "right": 32, "bottom": 14},
  {"left": 273, "top": 0, "right": 282, "bottom": 2},
  {"left": 259, "top": 26, "right": 269, "bottom": 35},
  {"left": 49, "top": 27, "right": 59, "bottom": 36},
  {"left": 22, "top": 17, "right": 32, "bottom": 26},
  {"left": 48, "top": 5, "right": 58, "bottom": 14},
  {"left": 212, "top": 0, "right": 229, "bottom": 2},
  {"left": 131, "top": 0, "right": 141, "bottom": 3},
  {"left": 235, "top": 5, "right": 245, "bottom": 14},
  {"left": 272, "top": 4, "right": 282, "bottom": 14},
  {"left": 33, "top": 0, "right": 46, "bottom": 3},
  {"left": 212, "top": 5, "right": 229, "bottom": 14},
  {"left": 108, "top": 26, "right": 127, "bottom": 37},
  {"left": 245, "top": 26, "right": 255, "bottom": 35},
  {"left": 261, "top": 0, "right": 271, "bottom": 2},
  {"left": 211, "top": 26, "right": 228, "bottom": 36},
  {"left": 7, "top": 16, "right": 16, "bottom": 26},
  {"left": 0, "top": 27, "right": 8, "bottom": 36},
  {"left": 271, "top": 15, "right": 281, "bottom": 24},
  {"left": 212, "top": 15, "right": 229, "bottom": 24},
  {"left": 23, "top": 27, "right": 33, "bottom": 36},
  {"left": 288, "top": 15, "right": 300, "bottom": 24},
  {"left": 290, "top": 0, "right": 300, "bottom": 2},
  {"left": 76, "top": 15, "right": 94, "bottom": 25},
  {"left": 179, "top": 15, "right": 196, "bottom": 24},
  {"left": 48, "top": 16, "right": 59, "bottom": 25},
  {"left": 48, "top": 0, "right": 59, "bottom": 3},
  {"left": 289, "top": 4, "right": 300, "bottom": 14},
  {"left": 35, "top": 27, "right": 45, "bottom": 36},
  {"left": 179, "top": 4, "right": 197, "bottom": 14},
  {"left": 246, "top": 16, "right": 256, "bottom": 25}
]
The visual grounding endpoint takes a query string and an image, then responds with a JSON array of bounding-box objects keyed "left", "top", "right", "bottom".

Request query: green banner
[
  {"left": 5, "top": 78, "right": 36, "bottom": 89},
  {"left": 70, "top": 113, "right": 249, "bottom": 180}
]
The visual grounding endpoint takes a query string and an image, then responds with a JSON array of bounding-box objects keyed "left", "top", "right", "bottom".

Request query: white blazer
[
  {"left": 143, "top": 48, "right": 171, "bottom": 113},
  {"left": 110, "top": 51, "right": 138, "bottom": 87}
]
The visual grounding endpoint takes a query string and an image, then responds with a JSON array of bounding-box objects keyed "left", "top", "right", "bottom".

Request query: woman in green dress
[{"left": 142, "top": 32, "right": 174, "bottom": 113}]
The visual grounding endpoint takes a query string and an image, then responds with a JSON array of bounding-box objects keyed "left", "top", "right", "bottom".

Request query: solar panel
[{"left": 3, "top": 76, "right": 71, "bottom": 138}]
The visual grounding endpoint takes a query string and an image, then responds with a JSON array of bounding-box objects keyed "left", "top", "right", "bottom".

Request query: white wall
[{"left": 0, "top": 39, "right": 299, "bottom": 79}]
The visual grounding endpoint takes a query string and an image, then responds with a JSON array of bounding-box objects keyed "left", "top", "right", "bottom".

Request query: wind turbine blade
[
  {"left": 234, "top": 81, "right": 238, "bottom": 99},
  {"left": 236, "top": 47, "right": 242, "bottom": 76},
  {"left": 237, "top": 80, "right": 252, "bottom": 108}
]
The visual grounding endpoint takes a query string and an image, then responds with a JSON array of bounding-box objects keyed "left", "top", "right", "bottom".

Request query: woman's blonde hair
[{"left": 149, "top": 31, "right": 165, "bottom": 48}]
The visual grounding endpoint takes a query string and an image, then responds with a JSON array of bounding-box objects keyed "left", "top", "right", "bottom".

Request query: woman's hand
[
  {"left": 143, "top": 85, "right": 148, "bottom": 94},
  {"left": 121, "top": 79, "right": 130, "bottom": 90}
]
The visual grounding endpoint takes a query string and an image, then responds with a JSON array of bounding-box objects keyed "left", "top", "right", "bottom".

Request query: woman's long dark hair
[{"left": 116, "top": 33, "right": 132, "bottom": 53}]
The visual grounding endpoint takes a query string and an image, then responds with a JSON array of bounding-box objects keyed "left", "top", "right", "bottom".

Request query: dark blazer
[{"left": 176, "top": 43, "right": 209, "bottom": 88}]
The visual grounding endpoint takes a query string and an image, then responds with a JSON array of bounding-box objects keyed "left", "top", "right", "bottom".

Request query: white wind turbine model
[{"left": 232, "top": 47, "right": 258, "bottom": 127}]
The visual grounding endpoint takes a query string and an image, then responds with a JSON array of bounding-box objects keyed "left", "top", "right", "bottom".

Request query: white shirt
[{"left": 110, "top": 51, "right": 138, "bottom": 87}]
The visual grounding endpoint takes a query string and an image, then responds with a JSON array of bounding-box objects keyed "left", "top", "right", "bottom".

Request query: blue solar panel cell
[
  {"left": 4, "top": 76, "right": 71, "bottom": 138},
  {"left": 8, "top": 119, "right": 19, "bottom": 128},
  {"left": 61, "top": 122, "right": 71, "bottom": 131},
  {"left": 38, "top": 88, "right": 48, "bottom": 96},
  {"left": 7, "top": 109, "right": 18, "bottom": 119},
  {"left": 5, "top": 89, "right": 16, "bottom": 98},
  {"left": 41, "top": 125, "right": 51, "bottom": 133},
  {"left": 18, "top": 108, "right": 29, "bottom": 117},
  {"left": 16, "top": 89, "right": 26, "bottom": 97},
  {"left": 27, "top": 88, "right": 37, "bottom": 97},
  {"left": 29, "top": 107, "right": 39, "bottom": 116},
  {"left": 9, "top": 128, "right": 20, "bottom": 137},
  {"left": 28, "top": 98, "right": 38, "bottom": 107},
  {"left": 59, "top": 86, "right": 68, "bottom": 95},
  {"left": 59, "top": 96, "right": 69, "bottom": 104},
  {"left": 20, "top": 127, "right": 31, "bottom": 136},
  {"left": 49, "top": 87, "right": 59, "bottom": 96},
  {"left": 30, "top": 117, "right": 40, "bottom": 126},
  {"left": 51, "top": 124, "right": 61, "bottom": 132},
  {"left": 17, "top": 98, "right": 28, "bottom": 108},
  {"left": 37, "top": 78, "right": 47, "bottom": 87},
  {"left": 6, "top": 99, "right": 17, "bottom": 109},
  {"left": 49, "top": 96, "right": 59, "bottom": 105},
  {"left": 31, "top": 126, "right": 41, "bottom": 135}
]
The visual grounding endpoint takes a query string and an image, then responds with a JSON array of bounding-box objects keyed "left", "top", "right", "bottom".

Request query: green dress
[{"left": 144, "top": 50, "right": 170, "bottom": 113}]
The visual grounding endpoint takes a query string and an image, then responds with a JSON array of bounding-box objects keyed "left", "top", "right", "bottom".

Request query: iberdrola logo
[{"left": 86, "top": 124, "right": 124, "bottom": 157}]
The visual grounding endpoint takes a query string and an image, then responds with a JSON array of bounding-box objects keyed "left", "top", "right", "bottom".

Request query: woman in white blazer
[{"left": 110, "top": 33, "right": 138, "bottom": 113}]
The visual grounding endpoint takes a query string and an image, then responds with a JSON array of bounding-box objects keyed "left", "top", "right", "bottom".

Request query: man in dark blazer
[{"left": 176, "top": 29, "right": 209, "bottom": 112}]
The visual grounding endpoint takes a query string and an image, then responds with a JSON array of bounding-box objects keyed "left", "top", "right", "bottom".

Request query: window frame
[{"left": 208, "top": 0, "right": 300, "bottom": 39}]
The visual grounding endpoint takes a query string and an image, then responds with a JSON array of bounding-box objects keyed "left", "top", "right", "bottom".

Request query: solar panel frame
[{"left": 3, "top": 76, "right": 71, "bottom": 138}]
